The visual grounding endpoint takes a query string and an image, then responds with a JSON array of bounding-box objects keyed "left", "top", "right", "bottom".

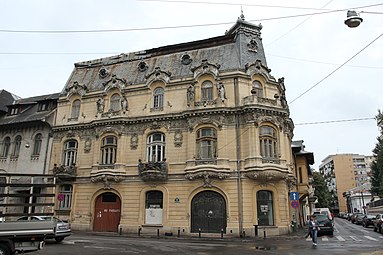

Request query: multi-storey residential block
[
  {"left": 319, "top": 154, "right": 373, "bottom": 213},
  {"left": 50, "top": 16, "right": 298, "bottom": 237}
]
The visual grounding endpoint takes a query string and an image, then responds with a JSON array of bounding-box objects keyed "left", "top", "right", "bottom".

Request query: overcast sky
[{"left": 1, "top": 0, "right": 382, "bottom": 169}]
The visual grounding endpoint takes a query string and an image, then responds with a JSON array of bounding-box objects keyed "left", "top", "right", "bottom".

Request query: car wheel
[
  {"left": 55, "top": 237, "right": 65, "bottom": 243},
  {"left": 379, "top": 227, "right": 382, "bottom": 234},
  {"left": 362, "top": 223, "right": 365, "bottom": 228},
  {"left": 0, "top": 244, "right": 10, "bottom": 255},
  {"left": 374, "top": 226, "right": 377, "bottom": 232}
]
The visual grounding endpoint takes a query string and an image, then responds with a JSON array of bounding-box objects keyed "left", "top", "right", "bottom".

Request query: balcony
[
  {"left": 138, "top": 159, "right": 168, "bottom": 182},
  {"left": 53, "top": 163, "right": 77, "bottom": 182}
]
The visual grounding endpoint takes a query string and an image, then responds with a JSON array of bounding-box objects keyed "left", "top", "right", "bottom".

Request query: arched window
[
  {"left": 1, "top": 137, "right": 11, "bottom": 158},
  {"left": 201, "top": 81, "right": 213, "bottom": 100},
  {"left": 257, "top": 190, "right": 274, "bottom": 226},
  {"left": 58, "top": 184, "right": 72, "bottom": 210},
  {"left": 63, "top": 140, "right": 77, "bottom": 166},
  {"left": 147, "top": 133, "right": 165, "bottom": 162},
  {"left": 153, "top": 88, "right": 164, "bottom": 109},
  {"left": 251, "top": 80, "right": 264, "bottom": 97},
  {"left": 71, "top": 100, "right": 81, "bottom": 119},
  {"left": 196, "top": 127, "right": 217, "bottom": 160},
  {"left": 12, "top": 135, "right": 22, "bottom": 157},
  {"left": 259, "top": 126, "right": 278, "bottom": 159},
  {"left": 32, "top": 133, "right": 42, "bottom": 155},
  {"left": 101, "top": 136, "right": 117, "bottom": 165},
  {"left": 110, "top": 94, "right": 121, "bottom": 111}
]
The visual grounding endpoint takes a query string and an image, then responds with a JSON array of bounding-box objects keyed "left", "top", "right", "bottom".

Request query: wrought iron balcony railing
[{"left": 138, "top": 159, "right": 168, "bottom": 182}]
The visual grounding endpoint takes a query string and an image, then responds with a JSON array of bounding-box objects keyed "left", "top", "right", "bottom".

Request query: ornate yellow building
[{"left": 51, "top": 16, "right": 297, "bottom": 236}]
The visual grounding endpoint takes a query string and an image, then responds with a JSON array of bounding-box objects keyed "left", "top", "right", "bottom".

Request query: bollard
[
  {"left": 254, "top": 225, "right": 258, "bottom": 237},
  {"left": 243, "top": 230, "right": 246, "bottom": 238},
  {"left": 119, "top": 226, "right": 122, "bottom": 235},
  {"left": 221, "top": 229, "right": 224, "bottom": 239},
  {"left": 178, "top": 228, "right": 181, "bottom": 238},
  {"left": 138, "top": 227, "right": 142, "bottom": 237},
  {"left": 263, "top": 228, "right": 266, "bottom": 239},
  {"left": 198, "top": 228, "right": 201, "bottom": 238},
  {"left": 157, "top": 229, "right": 160, "bottom": 238}
]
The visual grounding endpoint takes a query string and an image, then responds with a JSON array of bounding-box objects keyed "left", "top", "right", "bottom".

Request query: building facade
[
  {"left": 319, "top": 154, "right": 372, "bottom": 213},
  {"left": 0, "top": 92, "right": 59, "bottom": 216},
  {"left": 50, "top": 17, "right": 297, "bottom": 236}
]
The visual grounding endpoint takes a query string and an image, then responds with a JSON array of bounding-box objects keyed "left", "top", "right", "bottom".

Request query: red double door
[{"left": 93, "top": 192, "right": 121, "bottom": 232}]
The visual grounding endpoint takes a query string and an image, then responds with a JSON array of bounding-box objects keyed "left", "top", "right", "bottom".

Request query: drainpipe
[{"left": 234, "top": 77, "right": 243, "bottom": 237}]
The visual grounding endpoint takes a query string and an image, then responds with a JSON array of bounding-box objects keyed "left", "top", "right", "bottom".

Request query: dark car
[
  {"left": 355, "top": 214, "right": 366, "bottom": 225},
  {"left": 362, "top": 214, "right": 376, "bottom": 228},
  {"left": 351, "top": 212, "right": 364, "bottom": 224},
  {"left": 316, "top": 214, "right": 334, "bottom": 236},
  {"left": 373, "top": 213, "right": 383, "bottom": 233}
]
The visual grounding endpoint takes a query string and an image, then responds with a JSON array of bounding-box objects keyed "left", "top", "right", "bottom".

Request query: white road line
[
  {"left": 364, "top": 236, "right": 379, "bottom": 241},
  {"left": 336, "top": 236, "right": 345, "bottom": 241},
  {"left": 379, "top": 236, "right": 383, "bottom": 239},
  {"left": 360, "top": 229, "right": 369, "bottom": 233},
  {"left": 321, "top": 237, "right": 329, "bottom": 241},
  {"left": 350, "top": 236, "right": 362, "bottom": 241}
]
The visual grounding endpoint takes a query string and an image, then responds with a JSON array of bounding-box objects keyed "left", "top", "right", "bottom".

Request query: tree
[
  {"left": 312, "top": 171, "right": 332, "bottom": 208},
  {"left": 371, "top": 110, "right": 383, "bottom": 197}
]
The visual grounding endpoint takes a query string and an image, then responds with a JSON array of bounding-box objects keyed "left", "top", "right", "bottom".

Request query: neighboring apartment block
[{"left": 319, "top": 154, "right": 372, "bottom": 213}]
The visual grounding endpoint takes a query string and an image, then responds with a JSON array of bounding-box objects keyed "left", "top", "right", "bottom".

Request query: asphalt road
[{"left": 36, "top": 218, "right": 383, "bottom": 255}]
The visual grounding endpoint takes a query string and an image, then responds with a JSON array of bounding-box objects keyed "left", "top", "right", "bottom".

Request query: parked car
[
  {"left": 362, "top": 214, "right": 376, "bottom": 227},
  {"left": 351, "top": 212, "right": 364, "bottom": 224},
  {"left": 373, "top": 213, "right": 383, "bottom": 233},
  {"left": 17, "top": 216, "right": 71, "bottom": 242},
  {"left": 313, "top": 208, "right": 333, "bottom": 220},
  {"left": 316, "top": 214, "right": 334, "bottom": 236},
  {"left": 355, "top": 214, "right": 366, "bottom": 225}
]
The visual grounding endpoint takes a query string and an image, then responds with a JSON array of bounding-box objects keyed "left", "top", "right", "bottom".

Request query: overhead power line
[
  {"left": 0, "top": 3, "right": 382, "bottom": 34},
  {"left": 295, "top": 117, "right": 375, "bottom": 126},
  {"left": 289, "top": 31, "right": 383, "bottom": 104}
]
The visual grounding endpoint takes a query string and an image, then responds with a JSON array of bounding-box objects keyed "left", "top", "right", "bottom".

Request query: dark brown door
[
  {"left": 93, "top": 192, "right": 121, "bottom": 232},
  {"left": 191, "top": 191, "right": 226, "bottom": 233}
]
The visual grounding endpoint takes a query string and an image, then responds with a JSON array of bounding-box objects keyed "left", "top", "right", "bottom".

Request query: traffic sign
[
  {"left": 291, "top": 200, "right": 299, "bottom": 209},
  {"left": 57, "top": 193, "right": 65, "bottom": 202},
  {"left": 290, "top": 192, "right": 299, "bottom": 201}
]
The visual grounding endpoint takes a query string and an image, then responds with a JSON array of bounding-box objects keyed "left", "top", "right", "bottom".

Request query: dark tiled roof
[{"left": 0, "top": 90, "right": 19, "bottom": 113}]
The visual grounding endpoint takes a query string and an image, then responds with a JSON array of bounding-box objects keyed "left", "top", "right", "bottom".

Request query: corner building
[{"left": 51, "top": 17, "right": 296, "bottom": 236}]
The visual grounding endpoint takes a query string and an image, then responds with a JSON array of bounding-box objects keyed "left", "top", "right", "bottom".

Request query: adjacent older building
[
  {"left": 0, "top": 92, "right": 59, "bottom": 216},
  {"left": 50, "top": 16, "right": 297, "bottom": 236}
]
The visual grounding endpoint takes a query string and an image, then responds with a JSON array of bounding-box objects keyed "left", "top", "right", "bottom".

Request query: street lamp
[{"left": 345, "top": 10, "right": 363, "bottom": 28}]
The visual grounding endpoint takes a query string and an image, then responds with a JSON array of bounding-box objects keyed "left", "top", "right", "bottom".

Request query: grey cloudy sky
[{"left": 1, "top": 0, "right": 382, "bottom": 169}]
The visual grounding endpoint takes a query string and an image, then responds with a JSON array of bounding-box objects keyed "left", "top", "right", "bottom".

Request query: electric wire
[
  {"left": 289, "top": 31, "right": 383, "bottom": 104},
  {"left": 295, "top": 117, "right": 375, "bottom": 126}
]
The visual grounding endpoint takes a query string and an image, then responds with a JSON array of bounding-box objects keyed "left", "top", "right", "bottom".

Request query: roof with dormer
[{"left": 61, "top": 17, "right": 271, "bottom": 95}]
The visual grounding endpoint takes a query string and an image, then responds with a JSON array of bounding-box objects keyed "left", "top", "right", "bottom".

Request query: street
[{"left": 37, "top": 218, "right": 383, "bottom": 255}]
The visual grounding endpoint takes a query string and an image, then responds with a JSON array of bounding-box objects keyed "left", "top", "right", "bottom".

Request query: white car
[{"left": 17, "top": 216, "right": 71, "bottom": 242}]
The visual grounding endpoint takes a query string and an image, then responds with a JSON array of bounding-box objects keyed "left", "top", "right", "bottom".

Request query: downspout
[{"left": 234, "top": 77, "right": 243, "bottom": 237}]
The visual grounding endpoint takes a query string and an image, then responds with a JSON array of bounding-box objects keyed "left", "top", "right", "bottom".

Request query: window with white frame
[
  {"left": 259, "top": 126, "right": 278, "bottom": 159},
  {"left": 58, "top": 184, "right": 72, "bottom": 210},
  {"left": 63, "top": 140, "right": 77, "bottom": 166},
  {"left": 196, "top": 127, "right": 217, "bottom": 160},
  {"left": 110, "top": 94, "right": 121, "bottom": 112},
  {"left": 147, "top": 133, "right": 165, "bottom": 162},
  {"left": 153, "top": 88, "right": 164, "bottom": 109},
  {"left": 32, "top": 133, "right": 42, "bottom": 155},
  {"left": 1, "top": 137, "right": 11, "bottom": 158},
  {"left": 251, "top": 80, "right": 264, "bottom": 97},
  {"left": 71, "top": 100, "right": 81, "bottom": 119},
  {"left": 12, "top": 135, "right": 22, "bottom": 157},
  {"left": 201, "top": 81, "right": 213, "bottom": 100},
  {"left": 101, "top": 136, "right": 117, "bottom": 165}
]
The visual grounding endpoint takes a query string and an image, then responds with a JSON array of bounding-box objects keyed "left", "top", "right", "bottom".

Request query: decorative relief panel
[
  {"left": 65, "top": 81, "right": 88, "bottom": 98},
  {"left": 174, "top": 130, "right": 183, "bottom": 147},
  {"left": 185, "top": 170, "right": 230, "bottom": 188},
  {"left": 130, "top": 133, "right": 138, "bottom": 150},
  {"left": 102, "top": 74, "right": 127, "bottom": 92},
  {"left": 145, "top": 67, "right": 171, "bottom": 86},
  {"left": 191, "top": 59, "right": 221, "bottom": 80}
]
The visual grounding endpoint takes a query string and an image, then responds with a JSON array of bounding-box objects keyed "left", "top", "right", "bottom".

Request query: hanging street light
[{"left": 345, "top": 10, "right": 363, "bottom": 28}]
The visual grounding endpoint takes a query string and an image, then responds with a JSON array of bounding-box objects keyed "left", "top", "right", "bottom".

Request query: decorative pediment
[
  {"left": 102, "top": 75, "right": 127, "bottom": 92},
  {"left": 65, "top": 81, "right": 88, "bottom": 98},
  {"left": 145, "top": 67, "right": 171, "bottom": 86},
  {"left": 245, "top": 59, "right": 272, "bottom": 80},
  {"left": 191, "top": 59, "right": 220, "bottom": 80},
  {"left": 185, "top": 170, "right": 230, "bottom": 188}
]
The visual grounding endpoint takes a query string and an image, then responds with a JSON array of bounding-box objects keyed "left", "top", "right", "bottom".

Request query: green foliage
[
  {"left": 371, "top": 110, "right": 383, "bottom": 197},
  {"left": 313, "top": 171, "right": 332, "bottom": 208}
]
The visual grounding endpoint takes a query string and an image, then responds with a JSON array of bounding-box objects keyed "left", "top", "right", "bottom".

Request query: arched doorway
[
  {"left": 191, "top": 191, "right": 227, "bottom": 233},
  {"left": 93, "top": 192, "right": 121, "bottom": 232}
]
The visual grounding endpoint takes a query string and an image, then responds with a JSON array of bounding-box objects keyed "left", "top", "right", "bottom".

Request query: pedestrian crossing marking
[
  {"left": 379, "top": 236, "right": 383, "bottom": 239},
  {"left": 336, "top": 236, "right": 345, "bottom": 241},
  {"left": 364, "top": 236, "right": 378, "bottom": 241},
  {"left": 322, "top": 237, "right": 329, "bottom": 241},
  {"left": 349, "top": 236, "right": 362, "bottom": 241}
]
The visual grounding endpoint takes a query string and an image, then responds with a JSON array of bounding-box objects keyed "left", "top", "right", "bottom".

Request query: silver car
[{"left": 17, "top": 216, "right": 71, "bottom": 242}]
